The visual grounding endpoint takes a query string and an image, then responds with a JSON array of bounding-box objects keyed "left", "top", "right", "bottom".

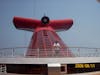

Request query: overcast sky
[{"left": 0, "top": 0, "right": 100, "bottom": 48}]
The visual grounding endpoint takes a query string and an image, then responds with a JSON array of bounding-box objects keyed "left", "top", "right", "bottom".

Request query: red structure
[
  {"left": 1, "top": 16, "right": 100, "bottom": 75},
  {"left": 13, "top": 16, "right": 73, "bottom": 57}
]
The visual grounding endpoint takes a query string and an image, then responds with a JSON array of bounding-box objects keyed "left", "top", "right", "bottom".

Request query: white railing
[
  {"left": 0, "top": 64, "right": 7, "bottom": 73},
  {"left": 0, "top": 47, "right": 100, "bottom": 58}
]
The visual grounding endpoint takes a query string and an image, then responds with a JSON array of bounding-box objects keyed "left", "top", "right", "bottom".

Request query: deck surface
[{"left": 0, "top": 57, "right": 100, "bottom": 64}]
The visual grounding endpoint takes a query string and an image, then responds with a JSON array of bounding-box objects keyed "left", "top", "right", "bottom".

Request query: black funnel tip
[{"left": 41, "top": 16, "right": 50, "bottom": 25}]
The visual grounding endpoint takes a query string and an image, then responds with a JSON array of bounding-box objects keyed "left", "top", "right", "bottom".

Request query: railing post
[
  {"left": 0, "top": 51, "right": 3, "bottom": 57},
  {"left": 96, "top": 48, "right": 98, "bottom": 57},
  {"left": 12, "top": 48, "right": 14, "bottom": 57},
  {"left": 78, "top": 48, "right": 80, "bottom": 57},
  {"left": 37, "top": 48, "right": 39, "bottom": 57}
]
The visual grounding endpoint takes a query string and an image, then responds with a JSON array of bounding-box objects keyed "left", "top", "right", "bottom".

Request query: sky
[{"left": 0, "top": 0, "right": 100, "bottom": 49}]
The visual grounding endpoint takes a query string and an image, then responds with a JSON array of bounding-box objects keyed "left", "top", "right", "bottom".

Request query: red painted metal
[
  {"left": 13, "top": 16, "right": 74, "bottom": 57},
  {"left": 13, "top": 16, "right": 73, "bottom": 31}
]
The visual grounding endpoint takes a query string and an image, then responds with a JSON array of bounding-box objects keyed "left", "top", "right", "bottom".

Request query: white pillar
[{"left": 48, "top": 63, "right": 61, "bottom": 75}]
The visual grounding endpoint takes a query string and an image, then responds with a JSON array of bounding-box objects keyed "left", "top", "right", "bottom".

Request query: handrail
[{"left": 0, "top": 47, "right": 100, "bottom": 58}]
